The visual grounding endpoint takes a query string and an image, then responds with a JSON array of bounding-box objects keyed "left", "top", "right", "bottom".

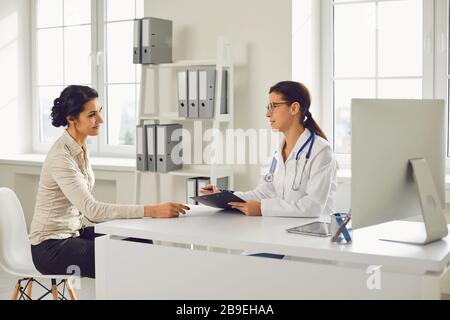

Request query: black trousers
[{"left": 31, "top": 226, "right": 152, "bottom": 279}]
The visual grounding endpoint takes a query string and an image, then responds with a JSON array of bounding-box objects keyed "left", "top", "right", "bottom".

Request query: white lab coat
[{"left": 234, "top": 128, "right": 338, "bottom": 218}]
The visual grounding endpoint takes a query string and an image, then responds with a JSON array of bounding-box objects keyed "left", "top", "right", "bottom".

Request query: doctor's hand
[
  {"left": 144, "top": 202, "right": 190, "bottom": 218},
  {"left": 199, "top": 184, "right": 221, "bottom": 195},
  {"left": 228, "top": 201, "right": 262, "bottom": 216}
]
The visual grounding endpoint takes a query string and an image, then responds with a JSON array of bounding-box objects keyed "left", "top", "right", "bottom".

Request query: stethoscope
[{"left": 264, "top": 132, "right": 315, "bottom": 191}]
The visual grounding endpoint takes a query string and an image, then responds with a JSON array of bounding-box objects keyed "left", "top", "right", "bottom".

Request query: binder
[
  {"left": 199, "top": 69, "right": 216, "bottom": 118},
  {"left": 156, "top": 124, "right": 183, "bottom": 173},
  {"left": 141, "top": 17, "right": 173, "bottom": 64},
  {"left": 177, "top": 70, "right": 189, "bottom": 117},
  {"left": 136, "top": 125, "right": 148, "bottom": 171},
  {"left": 186, "top": 178, "right": 198, "bottom": 205},
  {"left": 146, "top": 124, "right": 157, "bottom": 172},
  {"left": 141, "top": 18, "right": 150, "bottom": 63},
  {"left": 220, "top": 70, "right": 228, "bottom": 114},
  {"left": 188, "top": 70, "right": 199, "bottom": 118},
  {"left": 196, "top": 177, "right": 211, "bottom": 198},
  {"left": 133, "top": 19, "right": 142, "bottom": 64}
]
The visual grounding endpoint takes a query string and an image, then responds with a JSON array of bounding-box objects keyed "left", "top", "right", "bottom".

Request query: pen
[
  {"left": 331, "top": 214, "right": 352, "bottom": 243},
  {"left": 201, "top": 187, "right": 234, "bottom": 193},
  {"left": 200, "top": 186, "right": 224, "bottom": 192}
]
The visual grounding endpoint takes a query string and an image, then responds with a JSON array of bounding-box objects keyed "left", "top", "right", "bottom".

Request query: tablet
[
  {"left": 286, "top": 222, "right": 331, "bottom": 237},
  {"left": 191, "top": 191, "right": 245, "bottom": 211}
]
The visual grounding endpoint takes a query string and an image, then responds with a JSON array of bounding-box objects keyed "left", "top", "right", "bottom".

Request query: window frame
[
  {"left": 31, "top": 0, "right": 139, "bottom": 158},
  {"left": 434, "top": 0, "right": 449, "bottom": 163},
  {"left": 96, "top": 0, "right": 141, "bottom": 157},
  {"left": 320, "top": 0, "right": 436, "bottom": 170}
]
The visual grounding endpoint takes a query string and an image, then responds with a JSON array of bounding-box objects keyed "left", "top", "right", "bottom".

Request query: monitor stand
[{"left": 379, "top": 158, "right": 448, "bottom": 245}]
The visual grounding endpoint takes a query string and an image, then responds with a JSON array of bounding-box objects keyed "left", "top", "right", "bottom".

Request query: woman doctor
[{"left": 201, "top": 81, "right": 337, "bottom": 218}]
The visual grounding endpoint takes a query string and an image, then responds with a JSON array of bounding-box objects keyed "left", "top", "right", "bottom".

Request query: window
[
  {"left": 328, "top": 0, "right": 425, "bottom": 155},
  {"left": 34, "top": 0, "right": 92, "bottom": 146},
  {"left": 101, "top": 0, "right": 143, "bottom": 150},
  {"left": 32, "top": 0, "right": 143, "bottom": 155}
]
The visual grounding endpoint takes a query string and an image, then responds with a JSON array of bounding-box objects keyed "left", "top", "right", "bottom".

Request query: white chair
[{"left": 0, "top": 187, "right": 78, "bottom": 300}]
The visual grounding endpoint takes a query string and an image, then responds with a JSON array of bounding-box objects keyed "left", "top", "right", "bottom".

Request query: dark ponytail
[
  {"left": 51, "top": 85, "right": 98, "bottom": 127},
  {"left": 269, "top": 81, "right": 328, "bottom": 140}
]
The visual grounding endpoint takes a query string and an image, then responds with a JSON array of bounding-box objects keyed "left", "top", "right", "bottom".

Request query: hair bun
[{"left": 51, "top": 97, "right": 67, "bottom": 127}]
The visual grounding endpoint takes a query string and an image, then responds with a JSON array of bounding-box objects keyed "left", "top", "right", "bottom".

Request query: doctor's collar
[{"left": 278, "top": 128, "right": 312, "bottom": 158}]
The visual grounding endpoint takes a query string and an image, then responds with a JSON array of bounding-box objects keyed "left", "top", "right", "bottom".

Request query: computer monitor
[{"left": 351, "top": 99, "right": 448, "bottom": 244}]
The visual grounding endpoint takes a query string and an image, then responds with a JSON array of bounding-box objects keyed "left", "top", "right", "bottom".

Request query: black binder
[{"left": 190, "top": 191, "right": 245, "bottom": 211}]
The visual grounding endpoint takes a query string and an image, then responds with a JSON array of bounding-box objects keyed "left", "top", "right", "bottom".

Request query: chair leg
[
  {"left": 11, "top": 281, "right": 20, "bottom": 300},
  {"left": 65, "top": 279, "right": 77, "bottom": 300},
  {"left": 25, "top": 278, "right": 33, "bottom": 300},
  {"left": 51, "top": 279, "right": 58, "bottom": 300}
]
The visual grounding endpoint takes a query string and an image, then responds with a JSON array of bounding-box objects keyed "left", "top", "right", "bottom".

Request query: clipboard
[{"left": 190, "top": 191, "right": 245, "bottom": 211}]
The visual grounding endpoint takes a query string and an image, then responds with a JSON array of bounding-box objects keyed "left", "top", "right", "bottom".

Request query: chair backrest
[{"left": 0, "top": 187, "right": 34, "bottom": 272}]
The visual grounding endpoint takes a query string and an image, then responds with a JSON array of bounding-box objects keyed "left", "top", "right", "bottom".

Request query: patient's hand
[
  {"left": 199, "top": 184, "right": 221, "bottom": 195},
  {"left": 144, "top": 202, "right": 190, "bottom": 218}
]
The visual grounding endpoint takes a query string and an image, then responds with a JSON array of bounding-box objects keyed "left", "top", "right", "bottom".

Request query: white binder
[
  {"left": 141, "top": 17, "right": 173, "bottom": 64},
  {"left": 156, "top": 125, "right": 166, "bottom": 159},
  {"left": 156, "top": 124, "right": 183, "bottom": 173},
  {"left": 178, "top": 70, "right": 189, "bottom": 117},
  {"left": 146, "top": 124, "right": 156, "bottom": 172},
  {"left": 188, "top": 70, "right": 199, "bottom": 118},
  {"left": 136, "top": 125, "right": 147, "bottom": 171},
  {"left": 141, "top": 18, "right": 150, "bottom": 63},
  {"left": 199, "top": 69, "right": 216, "bottom": 118},
  {"left": 133, "top": 19, "right": 142, "bottom": 64}
]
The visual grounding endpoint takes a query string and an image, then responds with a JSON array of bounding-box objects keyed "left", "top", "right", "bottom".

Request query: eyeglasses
[{"left": 266, "top": 101, "right": 290, "bottom": 112}]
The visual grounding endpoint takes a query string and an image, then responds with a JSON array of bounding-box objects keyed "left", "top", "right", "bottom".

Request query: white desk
[{"left": 95, "top": 206, "right": 450, "bottom": 299}]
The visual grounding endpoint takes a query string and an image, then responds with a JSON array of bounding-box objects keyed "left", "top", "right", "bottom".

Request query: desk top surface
[{"left": 96, "top": 205, "right": 450, "bottom": 272}]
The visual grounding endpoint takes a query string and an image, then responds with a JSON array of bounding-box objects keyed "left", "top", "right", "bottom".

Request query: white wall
[
  {"left": 144, "top": 0, "right": 292, "bottom": 191},
  {"left": 0, "top": 0, "right": 31, "bottom": 154}
]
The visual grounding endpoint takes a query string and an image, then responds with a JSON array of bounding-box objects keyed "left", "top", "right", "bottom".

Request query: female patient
[
  {"left": 29, "top": 85, "right": 189, "bottom": 278},
  {"left": 201, "top": 81, "right": 337, "bottom": 218}
]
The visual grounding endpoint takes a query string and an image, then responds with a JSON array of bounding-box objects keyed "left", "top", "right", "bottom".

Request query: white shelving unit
[{"left": 136, "top": 37, "right": 234, "bottom": 205}]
